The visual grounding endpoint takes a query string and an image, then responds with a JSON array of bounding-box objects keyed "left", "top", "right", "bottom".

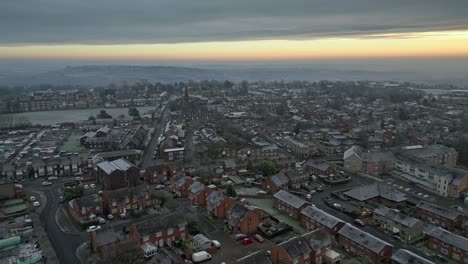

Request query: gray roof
[
  {"left": 97, "top": 158, "right": 135, "bottom": 174},
  {"left": 237, "top": 250, "right": 272, "bottom": 264},
  {"left": 73, "top": 194, "right": 101, "bottom": 209},
  {"left": 95, "top": 149, "right": 142, "bottom": 159},
  {"left": 270, "top": 172, "right": 289, "bottom": 187},
  {"left": 278, "top": 236, "right": 312, "bottom": 260},
  {"left": 305, "top": 160, "right": 331, "bottom": 172},
  {"left": 188, "top": 181, "right": 205, "bottom": 195},
  {"left": 343, "top": 183, "right": 406, "bottom": 202},
  {"left": 135, "top": 213, "right": 186, "bottom": 236},
  {"left": 391, "top": 249, "right": 435, "bottom": 264},
  {"left": 426, "top": 227, "right": 468, "bottom": 251},
  {"left": 273, "top": 190, "right": 308, "bottom": 209},
  {"left": 95, "top": 228, "right": 118, "bottom": 246},
  {"left": 105, "top": 186, "right": 148, "bottom": 203},
  {"left": 374, "top": 206, "right": 421, "bottom": 227},
  {"left": 301, "top": 229, "right": 332, "bottom": 251},
  {"left": 396, "top": 152, "right": 464, "bottom": 180},
  {"left": 416, "top": 201, "right": 461, "bottom": 220},
  {"left": 338, "top": 224, "right": 393, "bottom": 254},
  {"left": 300, "top": 206, "right": 345, "bottom": 229},
  {"left": 401, "top": 144, "right": 457, "bottom": 159},
  {"left": 206, "top": 191, "right": 225, "bottom": 207}
]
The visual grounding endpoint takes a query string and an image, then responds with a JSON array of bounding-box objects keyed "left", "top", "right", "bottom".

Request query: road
[
  {"left": 25, "top": 181, "right": 87, "bottom": 264},
  {"left": 141, "top": 106, "right": 170, "bottom": 169}
]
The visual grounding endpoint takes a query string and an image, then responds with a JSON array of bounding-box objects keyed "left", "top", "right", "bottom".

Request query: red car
[
  {"left": 241, "top": 238, "right": 253, "bottom": 245},
  {"left": 253, "top": 234, "right": 264, "bottom": 243}
]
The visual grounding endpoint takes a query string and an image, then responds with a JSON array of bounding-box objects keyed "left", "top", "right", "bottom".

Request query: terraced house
[
  {"left": 206, "top": 191, "right": 235, "bottom": 219},
  {"left": 426, "top": 227, "right": 468, "bottom": 263},
  {"left": 101, "top": 186, "right": 151, "bottom": 215},
  {"left": 273, "top": 190, "right": 309, "bottom": 220},
  {"left": 415, "top": 201, "right": 463, "bottom": 231},
  {"left": 373, "top": 206, "right": 424, "bottom": 242}
]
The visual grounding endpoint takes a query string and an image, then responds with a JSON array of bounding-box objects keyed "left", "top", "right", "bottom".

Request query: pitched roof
[
  {"left": 278, "top": 236, "right": 312, "bottom": 260},
  {"left": 391, "top": 249, "right": 435, "bottom": 264},
  {"left": 236, "top": 250, "right": 272, "bottom": 264},
  {"left": 270, "top": 172, "right": 289, "bottom": 187},
  {"left": 273, "top": 190, "right": 308, "bottom": 209},
  {"left": 374, "top": 206, "right": 421, "bottom": 227},
  {"left": 135, "top": 213, "right": 186, "bottom": 236},
  {"left": 416, "top": 201, "right": 461, "bottom": 220},
  {"left": 188, "top": 181, "right": 205, "bottom": 195},
  {"left": 301, "top": 229, "right": 332, "bottom": 251},
  {"left": 343, "top": 183, "right": 406, "bottom": 202},
  {"left": 338, "top": 224, "right": 393, "bottom": 254},
  {"left": 300, "top": 206, "right": 345, "bottom": 229},
  {"left": 72, "top": 193, "right": 101, "bottom": 209},
  {"left": 206, "top": 191, "right": 225, "bottom": 207},
  {"left": 104, "top": 186, "right": 148, "bottom": 203},
  {"left": 97, "top": 158, "right": 136, "bottom": 174},
  {"left": 426, "top": 227, "right": 468, "bottom": 251}
]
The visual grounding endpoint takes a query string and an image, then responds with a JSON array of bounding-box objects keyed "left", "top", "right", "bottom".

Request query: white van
[{"left": 192, "top": 251, "right": 211, "bottom": 263}]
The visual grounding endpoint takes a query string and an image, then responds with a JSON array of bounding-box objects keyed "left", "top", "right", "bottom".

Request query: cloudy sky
[{"left": 1, "top": 0, "right": 468, "bottom": 61}]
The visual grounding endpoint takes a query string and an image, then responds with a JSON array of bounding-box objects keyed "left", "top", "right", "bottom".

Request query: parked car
[
  {"left": 74, "top": 176, "right": 83, "bottom": 181},
  {"left": 90, "top": 183, "right": 96, "bottom": 188},
  {"left": 155, "top": 184, "right": 166, "bottom": 190},
  {"left": 107, "top": 214, "right": 114, "bottom": 220},
  {"left": 192, "top": 251, "right": 211, "bottom": 263},
  {"left": 257, "top": 190, "right": 267, "bottom": 195},
  {"left": 235, "top": 234, "right": 248, "bottom": 241},
  {"left": 86, "top": 225, "right": 101, "bottom": 232},
  {"left": 354, "top": 219, "right": 366, "bottom": 227},
  {"left": 47, "top": 176, "right": 58, "bottom": 181},
  {"left": 33, "top": 201, "right": 40, "bottom": 207},
  {"left": 333, "top": 203, "right": 342, "bottom": 209},
  {"left": 120, "top": 213, "right": 128, "bottom": 219},
  {"left": 253, "top": 234, "right": 264, "bottom": 243},
  {"left": 211, "top": 240, "right": 221, "bottom": 248},
  {"left": 241, "top": 238, "right": 253, "bottom": 245},
  {"left": 42, "top": 181, "right": 52, "bottom": 186},
  {"left": 29, "top": 196, "right": 36, "bottom": 202},
  {"left": 84, "top": 184, "right": 90, "bottom": 189}
]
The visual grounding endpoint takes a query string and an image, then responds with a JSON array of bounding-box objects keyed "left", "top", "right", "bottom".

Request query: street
[{"left": 141, "top": 106, "right": 170, "bottom": 169}]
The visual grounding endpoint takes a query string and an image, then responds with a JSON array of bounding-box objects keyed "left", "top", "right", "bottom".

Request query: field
[{"left": 5, "top": 106, "right": 156, "bottom": 126}]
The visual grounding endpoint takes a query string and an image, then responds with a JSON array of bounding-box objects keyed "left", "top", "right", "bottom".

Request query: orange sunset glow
[{"left": 2, "top": 30, "right": 468, "bottom": 61}]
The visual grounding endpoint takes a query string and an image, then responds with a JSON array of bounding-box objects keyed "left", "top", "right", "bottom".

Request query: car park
[
  {"left": 253, "top": 234, "right": 264, "bottom": 243},
  {"left": 241, "top": 238, "right": 253, "bottom": 245}
]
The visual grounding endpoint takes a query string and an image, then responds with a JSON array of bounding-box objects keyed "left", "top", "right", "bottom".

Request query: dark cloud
[{"left": 1, "top": 0, "right": 467, "bottom": 44}]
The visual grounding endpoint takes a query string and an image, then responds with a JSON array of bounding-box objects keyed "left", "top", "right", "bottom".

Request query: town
[{"left": 0, "top": 80, "right": 468, "bottom": 264}]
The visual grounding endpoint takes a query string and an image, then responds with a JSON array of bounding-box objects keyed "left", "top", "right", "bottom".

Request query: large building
[{"left": 96, "top": 159, "right": 140, "bottom": 190}]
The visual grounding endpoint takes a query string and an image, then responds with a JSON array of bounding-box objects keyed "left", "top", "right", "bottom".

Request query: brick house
[
  {"left": 226, "top": 203, "right": 261, "bottom": 234},
  {"left": 101, "top": 186, "right": 152, "bottom": 215},
  {"left": 426, "top": 227, "right": 468, "bottom": 263},
  {"left": 170, "top": 176, "right": 194, "bottom": 197},
  {"left": 188, "top": 181, "right": 213, "bottom": 206},
  {"left": 274, "top": 157, "right": 296, "bottom": 172},
  {"left": 144, "top": 164, "right": 173, "bottom": 184},
  {"left": 89, "top": 229, "right": 122, "bottom": 259},
  {"left": 301, "top": 229, "right": 334, "bottom": 264},
  {"left": 337, "top": 224, "right": 393, "bottom": 264},
  {"left": 373, "top": 206, "right": 424, "bottom": 242},
  {"left": 300, "top": 206, "right": 346, "bottom": 236},
  {"left": 68, "top": 194, "right": 102, "bottom": 222},
  {"left": 263, "top": 172, "right": 290, "bottom": 194},
  {"left": 232, "top": 250, "right": 272, "bottom": 264},
  {"left": 303, "top": 160, "right": 334, "bottom": 176},
  {"left": 273, "top": 190, "right": 309, "bottom": 220},
  {"left": 129, "top": 213, "right": 187, "bottom": 247},
  {"left": 391, "top": 249, "right": 436, "bottom": 264},
  {"left": 206, "top": 191, "right": 235, "bottom": 219},
  {"left": 96, "top": 159, "right": 140, "bottom": 190},
  {"left": 271, "top": 236, "right": 312, "bottom": 264},
  {"left": 415, "top": 201, "right": 463, "bottom": 231},
  {"left": 0, "top": 183, "right": 23, "bottom": 199}
]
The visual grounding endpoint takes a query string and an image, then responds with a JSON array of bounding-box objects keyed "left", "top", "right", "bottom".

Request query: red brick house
[
  {"left": 426, "top": 227, "right": 468, "bottom": 263},
  {"left": 0, "top": 183, "right": 23, "bottom": 199},
  {"left": 337, "top": 224, "right": 393, "bottom": 264},
  {"left": 101, "top": 186, "right": 151, "bottom": 215},
  {"left": 271, "top": 236, "right": 313, "bottom": 264},
  {"left": 96, "top": 158, "right": 140, "bottom": 190},
  {"left": 273, "top": 190, "right": 309, "bottom": 220},
  {"left": 188, "top": 181, "right": 213, "bottom": 206},
  {"left": 415, "top": 201, "right": 463, "bottom": 231},
  {"left": 89, "top": 229, "right": 121, "bottom": 259},
  {"left": 226, "top": 203, "right": 261, "bottom": 234},
  {"left": 68, "top": 194, "right": 102, "bottom": 222},
  {"left": 144, "top": 164, "right": 172, "bottom": 184},
  {"left": 171, "top": 176, "right": 194, "bottom": 197},
  {"left": 300, "top": 206, "right": 346, "bottom": 236},
  {"left": 206, "top": 191, "right": 235, "bottom": 219},
  {"left": 301, "top": 229, "right": 334, "bottom": 264},
  {"left": 274, "top": 157, "right": 296, "bottom": 172},
  {"left": 303, "top": 160, "right": 334, "bottom": 176},
  {"left": 129, "top": 213, "right": 187, "bottom": 247},
  {"left": 263, "top": 172, "right": 290, "bottom": 194}
]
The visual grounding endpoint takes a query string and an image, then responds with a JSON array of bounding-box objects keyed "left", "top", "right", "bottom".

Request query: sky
[{"left": 1, "top": 0, "right": 468, "bottom": 61}]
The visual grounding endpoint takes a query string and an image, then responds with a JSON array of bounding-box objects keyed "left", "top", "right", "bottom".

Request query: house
[
  {"left": 206, "top": 191, "right": 235, "bottom": 219},
  {"left": 400, "top": 144, "right": 458, "bottom": 166},
  {"left": 303, "top": 160, "right": 334, "bottom": 176},
  {"left": 188, "top": 181, "right": 212, "bottom": 206},
  {"left": 301, "top": 229, "right": 335, "bottom": 264},
  {"left": 96, "top": 159, "right": 140, "bottom": 190},
  {"left": 68, "top": 194, "right": 102, "bottom": 222},
  {"left": 101, "top": 186, "right": 152, "bottom": 215},
  {"left": 89, "top": 228, "right": 122, "bottom": 259},
  {"left": 226, "top": 202, "right": 261, "bottom": 234},
  {"left": 0, "top": 184, "right": 23, "bottom": 200},
  {"left": 373, "top": 206, "right": 424, "bottom": 242},
  {"left": 343, "top": 183, "right": 406, "bottom": 205},
  {"left": 343, "top": 146, "right": 395, "bottom": 176},
  {"left": 391, "top": 249, "right": 435, "bottom": 264},
  {"left": 415, "top": 201, "right": 463, "bottom": 231},
  {"left": 426, "top": 227, "right": 468, "bottom": 263},
  {"left": 232, "top": 250, "right": 272, "bottom": 264},
  {"left": 273, "top": 190, "right": 309, "bottom": 219},
  {"left": 171, "top": 176, "right": 194, "bottom": 197},
  {"left": 286, "top": 171, "right": 310, "bottom": 189},
  {"left": 145, "top": 165, "right": 173, "bottom": 184},
  {"left": 274, "top": 157, "right": 296, "bottom": 172},
  {"left": 161, "top": 147, "right": 185, "bottom": 161},
  {"left": 129, "top": 213, "right": 187, "bottom": 247},
  {"left": 263, "top": 172, "right": 290, "bottom": 194},
  {"left": 300, "top": 206, "right": 346, "bottom": 236},
  {"left": 271, "top": 236, "right": 312, "bottom": 264},
  {"left": 337, "top": 224, "right": 393, "bottom": 264}
]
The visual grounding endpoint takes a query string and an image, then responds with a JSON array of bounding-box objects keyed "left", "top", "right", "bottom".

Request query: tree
[
  {"left": 64, "top": 186, "right": 84, "bottom": 200},
  {"left": 128, "top": 107, "right": 140, "bottom": 117},
  {"left": 226, "top": 185, "right": 237, "bottom": 198},
  {"left": 97, "top": 110, "right": 112, "bottom": 119},
  {"left": 294, "top": 122, "right": 303, "bottom": 135},
  {"left": 259, "top": 161, "right": 277, "bottom": 177}
]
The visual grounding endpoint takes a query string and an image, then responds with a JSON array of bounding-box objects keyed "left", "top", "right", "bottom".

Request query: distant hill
[{"left": 0, "top": 64, "right": 463, "bottom": 86}]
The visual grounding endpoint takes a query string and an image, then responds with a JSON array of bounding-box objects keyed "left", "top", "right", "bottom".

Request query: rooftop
[
  {"left": 338, "top": 224, "right": 393, "bottom": 254},
  {"left": 273, "top": 190, "right": 308, "bottom": 209},
  {"left": 300, "top": 206, "right": 345, "bottom": 229},
  {"left": 374, "top": 206, "right": 421, "bottom": 227},
  {"left": 416, "top": 201, "right": 461, "bottom": 220},
  {"left": 426, "top": 227, "right": 468, "bottom": 251},
  {"left": 343, "top": 183, "right": 406, "bottom": 203},
  {"left": 391, "top": 249, "right": 435, "bottom": 264}
]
